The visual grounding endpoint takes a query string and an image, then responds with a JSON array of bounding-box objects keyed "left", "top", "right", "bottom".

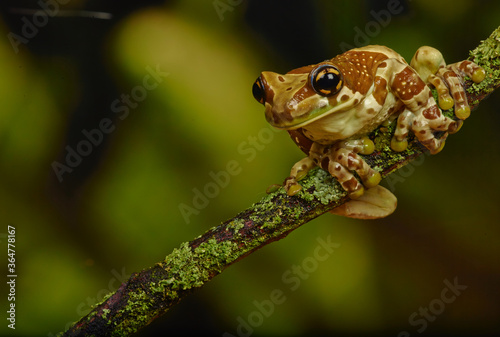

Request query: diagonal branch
[{"left": 61, "top": 27, "right": 500, "bottom": 337}]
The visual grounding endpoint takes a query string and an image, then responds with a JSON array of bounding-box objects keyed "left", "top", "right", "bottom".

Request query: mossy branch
[{"left": 61, "top": 27, "right": 500, "bottom": 337}]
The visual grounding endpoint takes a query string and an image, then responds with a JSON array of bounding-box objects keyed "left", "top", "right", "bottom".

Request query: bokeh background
[{"left": 1, "top": 0, "right": 499, "bottom": 336}]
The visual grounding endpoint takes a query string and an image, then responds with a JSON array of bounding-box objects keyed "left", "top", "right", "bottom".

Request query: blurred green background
[{"left": 0, "top": 0, "right": 499, "bottom": 336}]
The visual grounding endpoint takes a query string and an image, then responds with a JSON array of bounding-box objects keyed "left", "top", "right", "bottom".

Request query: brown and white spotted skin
[{"left": 252, "top": 45, "right": 485, "bottom": 219}]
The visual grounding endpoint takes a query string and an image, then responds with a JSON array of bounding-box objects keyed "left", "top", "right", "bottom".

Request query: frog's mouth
[{"left": 266, "top": 95, "right": 360, "bottom": 130}]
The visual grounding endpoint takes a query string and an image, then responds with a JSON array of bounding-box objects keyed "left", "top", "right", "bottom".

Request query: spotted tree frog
[{"left": 252, "top": 45, "right": 484, "bottom": 219}]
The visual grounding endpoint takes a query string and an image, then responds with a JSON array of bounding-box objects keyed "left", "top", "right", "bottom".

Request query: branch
[{"left": 61, "top": 27, "right": 500, "bottom": 337}]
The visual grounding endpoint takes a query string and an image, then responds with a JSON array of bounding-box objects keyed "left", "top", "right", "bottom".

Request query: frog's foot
[
  {"left": 390, "top": 61, "right": 468, "bottom": 155},
  {"left": 410, "top": 46, "right": 485, "bottom": 121},
  {"left": 392, "top": 105, "right": 452, "bottom": 155},
  {"left": 320, "top": 143, "right": 381, "bottom": 199},
  {"left": 284, "top": 156, "right": 316, "bottom": 196},
  {"left": 431, "top": 60, "right": 485, "bottom": 120},
  {"left": 330, "top": 185, "right": 397, "bottom": 219}
]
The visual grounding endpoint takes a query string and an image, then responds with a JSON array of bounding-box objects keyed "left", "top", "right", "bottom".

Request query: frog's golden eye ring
[
  {"left": 252, "top": 76, "right": 266, "bottom": 105},
  {"left": 310, "top": 65, "right": 343, "bottom": 96}
]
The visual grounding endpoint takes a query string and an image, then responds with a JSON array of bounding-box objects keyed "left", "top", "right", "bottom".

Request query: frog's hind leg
[
  {"left": 432, "top": 61, "right": 485, "bottom": 120},
  {"left": 410, "top": 46, "right": 446, "bottom": 83},
  {"left": 410, "top": 46, "right": 467, "bottom": 117},
  {"left": 330, "top": 185, "right": 397, "bottom": 219},
  {"left": 389, "top": 59, "right": 458, "bottom": 155},
  {"left": 411, "top": 46, "right": 485, "bottom": 121}
]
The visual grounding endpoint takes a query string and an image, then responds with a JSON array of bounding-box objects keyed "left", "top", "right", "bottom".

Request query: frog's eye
[
  {"left": 252, "top": 76, "right": 266, "bottom": 105},
  {"left": 311, "top": 65, "right": 343, "bottom": 96}
]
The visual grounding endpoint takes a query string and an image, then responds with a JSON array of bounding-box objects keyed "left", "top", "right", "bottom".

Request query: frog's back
[
  {"left": 331, "top": 45, "right": 407, "bottom": 70},
  {"left": 351, "top": 45, "right": 406, "bottom": 63},
  {"left": 328, "top": 45, "right": 405, "bottom": 95}
]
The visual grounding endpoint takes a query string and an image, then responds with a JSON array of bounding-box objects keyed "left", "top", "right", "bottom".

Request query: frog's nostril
[{"left": 252, "top": 76, "right": 266, "bottom": 105}]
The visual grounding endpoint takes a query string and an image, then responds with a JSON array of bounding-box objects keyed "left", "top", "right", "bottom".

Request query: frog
[{"left": 252, "top": 45, "right": 485, "bottom": 219}]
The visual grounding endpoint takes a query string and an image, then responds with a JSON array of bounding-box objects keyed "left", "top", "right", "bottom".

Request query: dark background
[{"left": 0, "top": 0, "right": 499, "bottom": 336}]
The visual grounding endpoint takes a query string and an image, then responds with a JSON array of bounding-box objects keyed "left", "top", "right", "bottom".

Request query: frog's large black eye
[
  {"left": 252, "top": 76, "right": 266, "bottom": 105},
  {"left": 311, "top": 65, "right": 343, "bottom": 96}
]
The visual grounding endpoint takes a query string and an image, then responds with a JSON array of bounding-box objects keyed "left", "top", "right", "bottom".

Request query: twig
[{"left": 61, "top": 27, "right": 500, "bottom": 337}]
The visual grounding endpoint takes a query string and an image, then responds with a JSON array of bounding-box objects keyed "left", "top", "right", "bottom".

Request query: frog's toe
[
  {"left": 428, "top": 74, "right": 454, "bottom": 110},
  {"left": 431, "top": 138, "right": 446, "bottom": 154},
  {"left": 363, "top": 171, "right": 381, "bottom": 189},
  {"left": 391, "top": 137, "right": 408, "bottom": 152},
  {"left": 287, "top": 184, "right": 302, "bottom": 196},
  {"left": 455, "top": 105, "right": 471, "bottom": 120},
  {"left": 471, "top": 67, "right": 486, "bottom": 83},
  {"left": 448, "top": 120, "right": 463, "bottom": 134},
  {"left": 348, "top": 185, "right": 365, "bottom": 200},
  {"left": 266, "top": 184, "right": 281, "bottom": 194},
  {"left": 453, "top": 60, "right": 485, "bottom": 83},
  {"left": 359, "top": 136, "right": 375, "bottom": 155},
  {"left": 295, "top": 168, "right": 308, "bottom": 181},
  {"left": 342, "top": 137, "right": 375, "bottom": 155},
  {"left": 283, "top": 180, "right": 302, "bottom": 196},
  {"left": 283, "top": 177, "right": 302, "bottom": 196},
  {"left": 331, "top": 185, "right": 397, "bottom": 219},
  {"left": 438, "top": 96, "right": 454, "bottom": 111}
]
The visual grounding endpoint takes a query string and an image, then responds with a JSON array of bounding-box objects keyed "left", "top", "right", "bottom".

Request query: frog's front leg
[
  {"left": 430, "top": 60, "right": 485, "bottom": 120},
  {"left": 311, "top": 140, "right": 397, "bottom": 219},
  {"left": 284, "top": 138, "right": 396, "bottom": 219},
  {"left": 317, "top": 138, "right": 382, "bottom": 199},
  {"left": 285, "top": 137, "right": 380, "bottom": 198},
  {"left": 284, "top": 156, "right": 316, "bottom": 196}
]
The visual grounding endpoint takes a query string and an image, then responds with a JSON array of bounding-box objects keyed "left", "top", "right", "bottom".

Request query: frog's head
[{"left": 252, "top": 62, "right": 360, "bottom": 129}]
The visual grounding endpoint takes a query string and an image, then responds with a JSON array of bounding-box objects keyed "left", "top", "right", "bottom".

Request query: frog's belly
[{"left": 301, "top": 92, "right": 400, "bottom": 144}]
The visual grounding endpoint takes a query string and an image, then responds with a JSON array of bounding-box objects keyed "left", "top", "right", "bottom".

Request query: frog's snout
[
  {"left": 252, "top": 71, "right": 277, "bottom": 107},
  {"left": 255, "top": 71, "right": 306, "bottom": 128},
  {"left": 253, "top": 71, "right": 286, "bottom": 127}
]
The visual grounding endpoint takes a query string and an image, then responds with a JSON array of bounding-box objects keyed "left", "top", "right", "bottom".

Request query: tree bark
[{"left": 61, "top": 27, "right": 500, "bottom": 337}]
